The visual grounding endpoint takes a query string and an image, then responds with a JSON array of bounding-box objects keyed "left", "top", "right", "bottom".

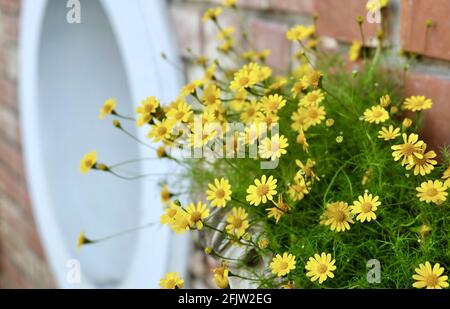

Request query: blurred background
[{"left": 0, "top": 0, "right": 449, "bottom": 288}]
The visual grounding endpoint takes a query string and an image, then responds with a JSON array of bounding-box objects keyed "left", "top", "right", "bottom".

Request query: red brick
[
  {"left": 0, "top": 161, "right": 28, "bottom": 207},
  {"left": 0, "top": 196, "right": 46, "bottom": 260},
  {"left": 315, "top": 0, "right": 382, "bottom": 45},
  {"left": 0, "top": 104, "right": 20, "bottom": 143},
  {"left": 208, "top": 0, "right": 271, "bottom": 10},
  {"left": 0, "top": 258, "right": 33, "bottom": 288},
  {"left": 0, "top": 138, "right": 24, "bottom": 178},
  {"left": 400, "top": 0, "right": 450, "bottom": 61},
  {"left": 247, "top": 18, "right": 291, "bottom": 71},
  {"left": 269, "top": 0, "right": 314, "bottom": 15},
  {"left": 0, "top": 12, "right": 19, "bottom": 44},
  {"left": 0, "top": 78, "right": 18, "bottom": 110},
  {"left": 0, "top": 0, "right": 21, "bottom": 16},
  {"left": 404, "top": 72, "right": 450, "bottom": 151},
  {"left": 170, "top": 3, "right": 203, "bottom": 57}
]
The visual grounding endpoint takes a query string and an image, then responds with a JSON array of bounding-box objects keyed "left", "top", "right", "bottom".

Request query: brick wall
[
  {"left": 0, "top": 0, "right": 449, "bottom": 288},
  {"left": 0, "top": 0, "right": 55, "bottom": 288},
  {"left": 169, "top": 0, "right": 450, "bottom": 150}
]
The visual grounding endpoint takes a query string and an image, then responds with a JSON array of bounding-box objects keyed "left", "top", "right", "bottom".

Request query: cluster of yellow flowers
[{"left": 79, "top": 0, "right": 449, "bottom": 290}]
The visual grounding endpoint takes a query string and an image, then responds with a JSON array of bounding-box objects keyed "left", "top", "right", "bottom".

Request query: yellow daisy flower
[
  {"left": 299, "top": 89, "right": 325, "bottom": 107},
  {"left": 300, "top": 70, "right": 322, "bottom": 90},
  {"left": 378, "top": 125, "right": 400, "bottom": 141},
  {"left": 186, "top": 202, "right": 210, "bottom": 230},
  {"left": 296, "top": 159, "right": 320, "bottom": 181},
  {"left": 269, "top": 76, "right": 288, "bottom": 90},
  {"left": 160, "top": 272, "right": 184, "bottom": 289},
  {"left": 202, "top": 83, "right": 221, "bottom": 106},
  {"left": 442, "top": 166, "right": 450, "bottom": 188},
  {"left": 416, "top": 180, "right": 448, "bottom": 205},
  {"left": 160, "top": 202, "right": 180, "bottom": 225},
  {"left": 305, "top": 252, "right": 336, "bottom": 284},
  {"left": 291, "top": 109, "right": 308, "bottom": 132},
  {"left": 230, "top": 89, "right": 247, "bottom": 112},
  {"left": 288, "top": 174, "right": 310, "bottom": 201},
  {"left": 270, "top": 252, "right": 296, "bottom": 277},
  {"left": 405, "top": 147, "right": 437, "bottom": 176},
  {"left": 147, "top": 119, "right": 174, "bottom": 143},
  {"left": 226, "top": 207, "right": 249, "bottom": 238},
  {"left": 350, "top": 193, "right": 381, "bottom": 222},
  {"left": 166, "top": 100, "right": 193, "bottom": 123},
  {"left": 180, "top": 80, "right": 202, "bottom": 97},
  {"left": 99, "top": 98, "right": 116, "bottom": 119},
  {"left": 380, "top": 94, "right": 391, "bottom": 107},
  {"left": 255, "top": 111, "right": 279, "bottom": 129},
  {"left": 204, "top": 63, "right": 217, "bottom": 81},
  {"left": 217, "top": 27, "right": 235, "bottom": 40},
  {"left": 79, "top": 151, "right": 97, "bottom": 174},
  {"left": 171, "top": 211, "right": 191, "bottom": 234},
  {"left": 206, "top": 178, "right": 232, "bottom": 208},
  {"left": 212, "top": 263, "right": 230, "bottom": 289},
  {"left": 76, "top": 230, "right": 92, "bottom": 251},
  {"left": 258, "top": 134, "right": 289, "bottom": 161},
  {"left": 187, "top": 122, "right": 218, "bottom": 148},
  {"left": 261, "top": 94, "right": 286, "bottom": 114},
  {"left": 302, "top": 104, "right": 326, "bottom": 129},
  {"left": 266, "top": 195, "right": 290, "bottom": 224},
  {"left": 391, "top": 133, "right": 425, "bottom": 166},
  {"left": 230, "top": 68, "right": 258, "bottom": 92},
  {"left": 223, "top": 0, "right": 237, "bottom": 8},
  {"left": 366, "top": 0, "right": 389, "bottom": 11},
  {"left": 286, "top": 25, "right": 315, "bottom": 41},
  {"left": 349, "top": 41, "right": 362, "bottom": 62},
  {"left": 202, "top": 7, "right": 223, "bottom": 22},
  {"left": 160, "top": 185, "right": 173, "bottom": 205},
  {"left": 363, "top": 105, "right": 389, "bottom": 124},
  {"left": 402, "top": 117, "right": 413, "bottom": 128},
  {"left": 320, "top": 201, "right": 354, "bottom": 232},
  {"left": 291, "top": 80, "right": 304, "bottom": 98},
  {"left": 240, "top": 100, "right": 261, "bottom": 123},
  {"left": 413, "top": 262, "right": 449, "bottom": 289},
  {"left": 136, "top": 96, "right": 159, "bottom": 126},
  {"left": 403, "top": 95, "right": 433, "bottom": 111},
  {"left": 246, "top": 175, "right": 278, "bottom": 206}
]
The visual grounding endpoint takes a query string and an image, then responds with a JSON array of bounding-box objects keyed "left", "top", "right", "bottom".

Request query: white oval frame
[{"left": 19, "top": 0, "right": 187, "bottom": 288}]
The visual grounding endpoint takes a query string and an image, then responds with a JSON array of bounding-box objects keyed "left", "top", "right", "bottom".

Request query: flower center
[
  {"left": 257, "top": 184, "right": 269, "bottom": 197},
  {"left": 279, "top": 261, "right": 289, "bottom": 270},
  {"left": 372, "top": 110, "right": 383, "bottom": 118},
  {"left": 293, "top": 184, "right": 305, "bottom": 193},
  {"left": 308, "top": 94, "right": 318, "bottom": 102},
  {"left": 426, "top": 188, "right": 438, "bottom": 197},
  {"left": 239, "top": 77, "right": 250, "bottom": 86},
  {"left": 157, "top": 126, "right": 168, "bottom": 136},
  {"left": 361, "top": 202, "right": 373, "bottom": 213},
  {"left": 333, "top": 210, "right": 346, "bottom": 222},
  {"left": 308, "top": 108, "right": 319, "bottom": 118},
  {"left": 207, "top": 94, "right": 216, "bottom": 104},
  {"left": 168, "top": 209, "right": 177, "bottom": 217},
  {"left": 175, "top": 111, "right": 185, "bottom": 120},
  {"left": 402, "top": 144, "right": 415, "bottom": 156},
  {"left": 215, "top": 189, "right": 225, "bottom": 199},
  {"left": 268, "top": 101, "right": 279, "bottom": 110},
  {"left": 246, "top": 107, "right": 256, "bottom": 117},
  {"left": 317, "top": 264, "right": 328, "bottom": 274},
  {"left": 190, "top": 211, "right": 202, "bottom": 223},
  {"left": 167, "top": 279, "right": 177, "bottom": 288},
  {"left": 84, "top": 160, "right": 92, "bottom": 167},
  {"left": 232, "top": 217, "right": 243, "bottom": 229},
  {"left": 425, "top": 274, "right": 438, "bottom": 287}
]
